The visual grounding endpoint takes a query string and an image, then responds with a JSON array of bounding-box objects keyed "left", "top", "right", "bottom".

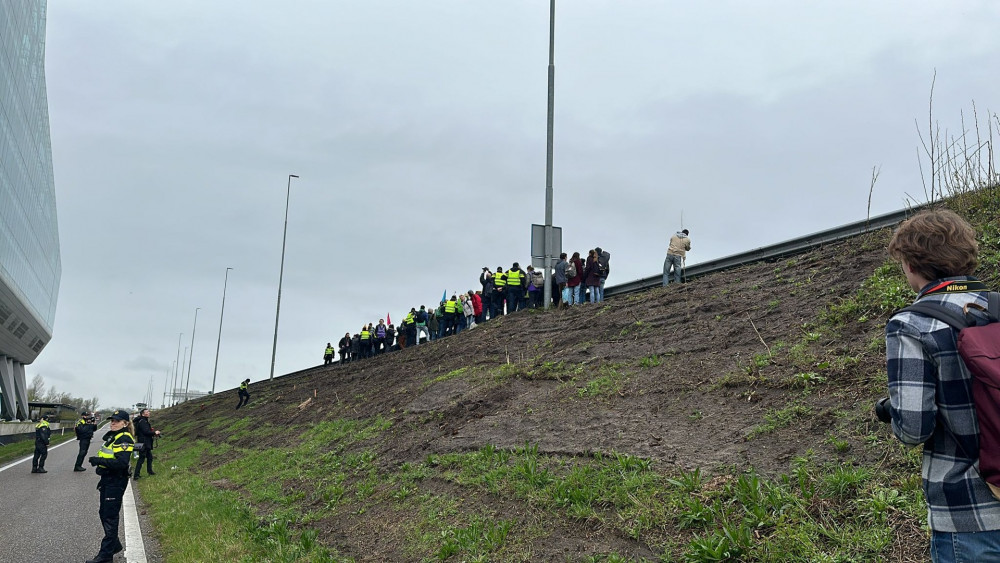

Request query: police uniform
[
  {"left": 237, "top": 379, "right": 251, "bottom": 409},
  {"left": 75, "top": 414, "right": 97, "bottom": 471},
  {"left": 86, "top": 410, "right": 134, "bottom": 563},
  {"left": 31, "top": 415, "right": 51, "bottom": 473},
  {"left": 323, "top": 343, "right": 334, "bottom": 365}
]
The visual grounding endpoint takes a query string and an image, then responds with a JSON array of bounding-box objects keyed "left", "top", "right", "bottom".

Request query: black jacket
[
  {"left": 134, "top": 415, "right": 156, "bottom": 448},
  {"left": 35, "top": 422, "right": 51, "bottom": 446},
  {"left": 75, "top": 418, "right": 97, "bottom": 441}
]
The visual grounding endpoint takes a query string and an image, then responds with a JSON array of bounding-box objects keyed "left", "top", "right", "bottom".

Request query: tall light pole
[
  {"left": 270, "top": 174, "right": 299, "bottom": 381},
  {"left": 542, "top": 0, "right": 556, "bottom": 309},
  {"left": 211, "top": 267, "right": 233, "bottom": 394},
  {"left": 184, "top": 307, "right": 200, "bottom": 400},
  {"left": 171, "top": 333, "right": 183, "bottom": 405}
]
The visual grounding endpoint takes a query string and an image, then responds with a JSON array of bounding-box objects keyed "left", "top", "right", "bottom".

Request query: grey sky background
[{"left": 29, "top": 0, "right": 1000, "bottom": 409}]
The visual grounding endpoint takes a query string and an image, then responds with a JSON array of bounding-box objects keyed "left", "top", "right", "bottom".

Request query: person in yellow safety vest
[
  {"left": 31, "top": 413, "right": 52, "bottom": 473},
  {"left": 505, "top": 262, "right": 525, "bottom": 313},
  {"left": 440, "top": 296, "right": 455, "bottom": 336},
  {"left": 323, "top": 343, "right": 335, "bottom": 365},
  {"left": 85, "top": 410, "right": 134, "bottom": 563},
  {"left": 403, "top": 310, "right": 416, "bottom": 349},
  {"left": 236, "top": 378, "right": 251, "bottom": 409},
  {"left": 360, "top": 325, "right": 373, "bottom": 358},
  {"left": 493, "top": 266, "right": 507, "bottom": 317}
]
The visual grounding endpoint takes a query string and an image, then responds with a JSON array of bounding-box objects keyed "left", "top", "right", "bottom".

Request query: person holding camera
[
  {"left": 86, "top": 410, "right": 134, "bottom": 563},
  {"left": 74, "top": 411, "right": 98, "bottom": 472},
  {"left": 133, "top": 408, "right": 161, "bottom": 479},
  {"left": 880, "top": 209, "right": 1000, "bottom": 561}
]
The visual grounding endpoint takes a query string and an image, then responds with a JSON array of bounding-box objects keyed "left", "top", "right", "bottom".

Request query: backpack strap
[
  {"left": 988, "top": 292, "right": 1000, "bottom": 322},
  {"left": 896, "top": 301, "right": 972, "bottom": 331}
]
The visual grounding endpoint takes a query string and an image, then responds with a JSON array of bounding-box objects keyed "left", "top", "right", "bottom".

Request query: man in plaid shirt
[{"left": 885, "top": 209, "right": 1000, "bottom": 561}]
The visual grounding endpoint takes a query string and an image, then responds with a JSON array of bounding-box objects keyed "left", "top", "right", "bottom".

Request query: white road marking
[
  {"left": 123, "top": 481, "right": 148, "bottom": 562},
  {"left": 0, "top": 439, "right": 75, "bottom": 473}
]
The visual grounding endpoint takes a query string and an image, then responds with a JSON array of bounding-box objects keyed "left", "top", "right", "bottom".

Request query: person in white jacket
[
  {"left": 664, "top": 229, "right": 691, "bottom": 286},
  {"left": 461, "top": 294, "right": 476, "bottom": 329}
]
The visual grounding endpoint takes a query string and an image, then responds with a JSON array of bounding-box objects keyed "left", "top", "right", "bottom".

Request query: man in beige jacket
[{"left": 664, "top": 229, "right": 690, "bottom": 286}]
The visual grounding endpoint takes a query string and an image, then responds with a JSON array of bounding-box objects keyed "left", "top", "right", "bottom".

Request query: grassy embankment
[{"left": 138, "top": 188, "right": 1000, "bottom": 562}]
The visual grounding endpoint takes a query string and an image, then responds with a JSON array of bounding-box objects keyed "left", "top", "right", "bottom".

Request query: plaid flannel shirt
[{"left": 886, "top": 276, "right": 1000, "bottom": 532}]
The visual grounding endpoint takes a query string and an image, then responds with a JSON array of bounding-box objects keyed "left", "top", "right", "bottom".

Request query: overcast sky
[{"left": 29, "top": 0, "right": 1000, "bottom": 410}]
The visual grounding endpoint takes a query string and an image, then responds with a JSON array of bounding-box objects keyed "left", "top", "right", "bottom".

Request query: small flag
[
  {"left": 386, "top": 312, "right": 391, "bottom": 325},
  {"left": 442, "top": 290, "right": 448, "bottom": 303}
]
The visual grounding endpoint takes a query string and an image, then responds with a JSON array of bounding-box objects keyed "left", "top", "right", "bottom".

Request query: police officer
[
  {"left": 31, "top": 413, "right": 52, "bottom": 473},
  {"left": 132, "top": 408, "right": 160, "bottom": 479},
  {"left": 236, "top": 378, "right": 251, "bottom": 409},
  {"left": 86, "top": 409, "right": 134, "bottom": 563},
  {"left": 323, "top": 342, "right": 334, "bottom": 365},
  {"left": 74, "top": 412, "right": 98, "bottom": 472}
]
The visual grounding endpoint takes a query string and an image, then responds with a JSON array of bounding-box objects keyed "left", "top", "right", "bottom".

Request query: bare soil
[{"left": 158, "top": 228, "right": 926, "bottom": 562}]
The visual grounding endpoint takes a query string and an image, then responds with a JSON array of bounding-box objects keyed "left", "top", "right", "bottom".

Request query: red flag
[{"left": 386, "top": 312, "right": 391, "bottom": 325}]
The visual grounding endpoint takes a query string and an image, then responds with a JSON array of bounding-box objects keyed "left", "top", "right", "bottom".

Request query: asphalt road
[{"left": 0, "top": 433, "right": 130, "bottom": 562}]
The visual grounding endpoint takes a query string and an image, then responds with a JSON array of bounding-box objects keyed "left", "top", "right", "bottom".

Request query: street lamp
[
  {"left": 211, "top": 267, "right": 233, "bottom": 394},
  {"left": 542, "top": 0, "right": 556, "bottom": 310},
  {"left": 184, "top": 307, "right": 200, "bottom": 400},
  {"left": 171, "top": 333, "right": 183, "bottom": 405},
  {"left": 270, "top": 174, "right": 299, "bottom": 381}
]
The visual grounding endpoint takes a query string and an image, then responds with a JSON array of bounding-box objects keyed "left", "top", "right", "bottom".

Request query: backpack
[
  {"left": 565, "top": 262, "right": 577, "bottom": 278},
  {"left": 898, "top": 292, "right": 1000, "bottom": 499},
  {"left": 416, "top": 310, "right": 428, "bottom": 324},
  {"left": 597, "top": 262, "right": 608, "bottom": 277}
]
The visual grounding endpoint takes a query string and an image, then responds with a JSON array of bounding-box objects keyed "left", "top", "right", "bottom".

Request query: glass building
[{"left": 0, "top": 0, "right": 61, "bottom": 420}]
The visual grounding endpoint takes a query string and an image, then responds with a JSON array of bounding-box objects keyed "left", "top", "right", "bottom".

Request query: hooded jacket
[{"left": 668, "top": 232, "right": 691, "bottom": 257}]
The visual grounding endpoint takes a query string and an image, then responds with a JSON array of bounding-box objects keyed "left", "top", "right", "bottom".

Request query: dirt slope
[{"left": 158, "top": 227, "right": 916, "bottom": 561}]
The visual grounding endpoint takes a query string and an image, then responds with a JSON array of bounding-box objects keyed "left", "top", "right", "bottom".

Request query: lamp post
[
  {"left": 171, "top": 333, "right": 183, "bottom": 405},
  {"left": 184, "top": 307, "right": 200, "bottom": 400},
  {"left": 211, "top": 267, "right": 233, "bottom": 394},
  {"left": 542, "top": 0, "right": 556, "bottom": 309},
  {"left": 270, "top": 174, "right": 299, "bottom": 381}
]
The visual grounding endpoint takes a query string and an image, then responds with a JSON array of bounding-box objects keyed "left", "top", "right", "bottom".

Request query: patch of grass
[
  {"left": 427, "top": 444, "right": 923, "bottom": 561},
  {"left": 823, "top": 263, "right": 912, "bottom": 326},
  {"left": 577, "top": 365, "right": 627, "bottom": 398},
  {"left": 746, "top": 404, "right": 812, "bottom": 440},
  {"left": 432, "top": 366, "right": 470, "bottom": 384},
  {"left": 639, "top": 355, "right": 661, "bottom": 368}
]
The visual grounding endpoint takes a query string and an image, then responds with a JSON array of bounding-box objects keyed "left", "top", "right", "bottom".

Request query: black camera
[{"left": 874, "top": 397, "right": 892, "bottom": 424}]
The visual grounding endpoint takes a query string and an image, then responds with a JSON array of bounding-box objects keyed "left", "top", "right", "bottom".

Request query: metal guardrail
[{"left": 604, "top": 206, "right": 920, "bottom": 298}]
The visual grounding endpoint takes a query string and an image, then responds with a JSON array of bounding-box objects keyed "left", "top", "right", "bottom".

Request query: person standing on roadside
[
  {"left": 554, "top": 253, "right": 569, "bottom": 308},
  {"left": 881, "top": 209, "right": 1000, "bottom": 561},
  {"left": 31, "top": 413, "right": 52, "bottom": 474},
  {"left": 74, "top": 412, "right": 98, "bottom": 472},
  {"left": 132, "top": 408, "right": 161, "bottom": 480},
  {"left": 236, "top": 378, "right": 251, "bottom": 409},
  {"left": 595, "top": 247, "right": 611, "bottom": 301},
  {"left": 664, "top": 229, "right": 691, "bottom": 286},
  {"left": 323, "top": 342, "right": 335, "bottom": 365},
  {"left": 86, "top": 410, "right": 134, "bottom": 563}
]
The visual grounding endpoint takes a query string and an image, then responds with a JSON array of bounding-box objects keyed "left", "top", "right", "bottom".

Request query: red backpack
[{"left": 900, "top": 292, "right": 1000, "bottom": 499}]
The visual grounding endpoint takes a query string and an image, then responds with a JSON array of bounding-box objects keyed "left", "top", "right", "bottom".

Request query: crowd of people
[{"left": 327, "top": 247, "right": 612, "bottom": 364}]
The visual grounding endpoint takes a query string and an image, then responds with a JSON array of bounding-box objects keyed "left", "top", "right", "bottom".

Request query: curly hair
[{"left": 888, "top": 209, "right": 979, "bottom": 281}]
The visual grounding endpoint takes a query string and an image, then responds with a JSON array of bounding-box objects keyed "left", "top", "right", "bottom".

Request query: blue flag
[{"left": 442, "top": 289, "right": 447, "bottom": 303}]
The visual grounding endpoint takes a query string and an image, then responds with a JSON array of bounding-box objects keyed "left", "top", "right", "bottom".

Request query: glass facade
[{"left": 0, "top": 0, "right": 61, "bottom": 335}]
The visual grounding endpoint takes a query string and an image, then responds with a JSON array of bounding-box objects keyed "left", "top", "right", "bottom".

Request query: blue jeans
[
  {"left": 571, "top": 285, "right": 581, "bottom": 305},
  {"left": 932, "top": 530, "right": 1000, "bottom": 562},
  {"left": 588, "top": 285, "right": 599, "bottom": 303},
  {"left": 597, "top": 277, "right": 606, "bottom": 302},
  {"left": 664, "top": 254, "right": 683, "bottom": 286}
]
